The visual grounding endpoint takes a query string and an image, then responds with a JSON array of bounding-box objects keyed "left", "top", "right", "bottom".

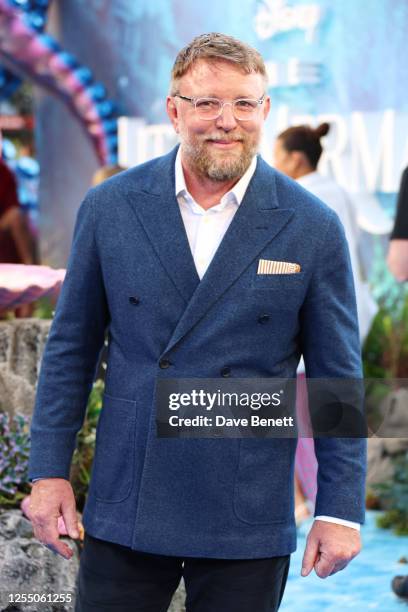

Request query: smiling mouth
[{"left": 206, "top": 140, "right": 242, "bottom": 147}]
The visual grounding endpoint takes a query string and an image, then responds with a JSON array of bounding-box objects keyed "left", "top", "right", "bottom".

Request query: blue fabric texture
[{"left": 28, "top": 145, "right": 366, "bottom": 559}]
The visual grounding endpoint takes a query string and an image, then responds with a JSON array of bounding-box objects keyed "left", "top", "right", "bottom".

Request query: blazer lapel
[
  {"left": 164, "top": 157, "right": 294, "bottom": 353},
  {"left": 125, "top": 146, "right": 200, "bottom": 303}
]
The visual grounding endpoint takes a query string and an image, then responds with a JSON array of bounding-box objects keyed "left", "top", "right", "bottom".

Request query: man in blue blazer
[{"left": 29, "top": 33, "right": 366, "bottom": 612}]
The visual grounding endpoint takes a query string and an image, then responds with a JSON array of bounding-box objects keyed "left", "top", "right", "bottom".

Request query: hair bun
[{"left": 314, "top": 122, "right": 330, "bottom": 138}]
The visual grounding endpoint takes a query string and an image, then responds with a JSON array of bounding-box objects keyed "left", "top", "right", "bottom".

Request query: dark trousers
[{"left": 75, "top": 533, "right": 290, "bottom": 612}]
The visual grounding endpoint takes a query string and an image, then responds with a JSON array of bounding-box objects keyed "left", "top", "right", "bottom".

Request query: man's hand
[
  {"left": 30, "top": 478, "right": 80, "bottom": 560},
  {"left": 301, "top": 520, "right": 361, "bottom": 579}
]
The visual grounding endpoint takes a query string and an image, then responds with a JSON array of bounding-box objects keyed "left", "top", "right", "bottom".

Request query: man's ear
[
  {"left": 263, "top": 95, "right": 271, "bottom": 119},
  {"left": 166, "top": 96, "right": 179, "bottom": 133}
]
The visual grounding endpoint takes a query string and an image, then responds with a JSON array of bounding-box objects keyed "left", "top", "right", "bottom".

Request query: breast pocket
[
  {"left": 252, "top": 272, "right": 304, "bottom": 291},
  {"left": 92, "top": 393, "right": 137, "bottom": 503}
]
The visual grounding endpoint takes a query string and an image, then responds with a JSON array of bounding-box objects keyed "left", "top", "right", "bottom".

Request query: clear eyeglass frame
[{"left": 174, "top": 94, "right": 266, "bottom": 121}]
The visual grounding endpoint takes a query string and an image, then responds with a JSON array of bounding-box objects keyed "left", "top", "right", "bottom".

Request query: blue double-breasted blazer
[{"left": 29, "top": 145, "right": 366, "bottom": 558}]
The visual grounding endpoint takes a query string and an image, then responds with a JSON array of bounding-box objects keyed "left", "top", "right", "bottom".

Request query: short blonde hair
[{"left": 169, "top": 32, "right": 268, "bottom": 95}]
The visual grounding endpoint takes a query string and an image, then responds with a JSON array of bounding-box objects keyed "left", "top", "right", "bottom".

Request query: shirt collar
[{"left": 175, "top": 145, "right": 257, "bottom": 210}]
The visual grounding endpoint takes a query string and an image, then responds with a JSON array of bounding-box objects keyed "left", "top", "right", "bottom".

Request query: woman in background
[
  {"left": 274, "top": 122, "right": 377, "bottom": 341},
  {"left": 274, "top": 123, "right": 377, "bottom": 523},
  {"left": 387, "top": 167, "right": 408, "bottom": 600}
]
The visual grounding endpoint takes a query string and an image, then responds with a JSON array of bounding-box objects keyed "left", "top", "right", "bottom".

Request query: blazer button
[
  {"left": 220, "top": 366, "right": 231, "bottom": 377},
  {"left": 129, "top": 296, "right": 140, "bottom": 305},
  {"left": 258, "top": 314, "right": 270, "bottom": 324},
  {"left": 159, "top": 359, "right": 172, "bottom": 369}
]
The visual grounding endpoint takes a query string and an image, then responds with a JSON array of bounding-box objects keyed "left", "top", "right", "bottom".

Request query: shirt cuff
[{"left": 314, "top": 515, "right": 361, "bottom": 531}]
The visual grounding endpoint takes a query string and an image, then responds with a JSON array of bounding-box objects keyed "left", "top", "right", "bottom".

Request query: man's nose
[{"left": 214, "top": 102, "right": 238, "bottom": 130}]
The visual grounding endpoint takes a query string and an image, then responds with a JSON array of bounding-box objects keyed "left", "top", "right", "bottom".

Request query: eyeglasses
[{"left": 174, "top": 94, "right": 266, "bottom": 121}]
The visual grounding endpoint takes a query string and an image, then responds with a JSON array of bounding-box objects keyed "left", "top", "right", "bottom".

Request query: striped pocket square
[{"left": 257, "top": 259, "right": 301, "bottom": 274}]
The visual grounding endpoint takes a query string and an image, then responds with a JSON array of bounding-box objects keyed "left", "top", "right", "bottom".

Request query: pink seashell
[{"left": 0, "top": 264, "right": 66, "bottom": 310}]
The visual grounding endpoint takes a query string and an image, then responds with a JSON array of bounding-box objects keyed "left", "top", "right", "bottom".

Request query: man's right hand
[{"left": 30, "top": 478, "right": 80, "bottom": 560}]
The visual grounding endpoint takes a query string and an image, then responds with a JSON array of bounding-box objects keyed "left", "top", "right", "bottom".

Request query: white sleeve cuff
[{"left": 314, "top": 515, "right": 361, "bottom": 531}]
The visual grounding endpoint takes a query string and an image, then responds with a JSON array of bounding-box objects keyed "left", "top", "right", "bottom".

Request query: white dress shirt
[
  {"left": 175, "top": 147, "right": 257, "bottom": 279},
  {"left": 175, "top": 148, "right": 360, "bottom": 531}
]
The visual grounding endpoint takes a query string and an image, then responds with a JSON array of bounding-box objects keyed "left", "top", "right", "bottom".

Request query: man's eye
[
  {"left": 236, "top": 100, "right": 257, "bottom": 109},
  {"left": 196, "top": 99, "right": 219, "bottom": 109}
]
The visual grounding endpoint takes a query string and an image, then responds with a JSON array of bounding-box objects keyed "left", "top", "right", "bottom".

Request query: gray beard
[{"left": 181, "top": 140, "right": 258, "bottom": 182}]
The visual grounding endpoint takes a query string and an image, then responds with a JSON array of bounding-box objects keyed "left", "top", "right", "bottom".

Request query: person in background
[
  {"left": 274, "top": 122, "right": 377, "bottom": 523},
  {"left": 274, "top": 122, "right": 377, "bottom": 342},
  {"left": 0, "top": 141, "right": 34, "bottom": 318},
  {"left": 387, "top": 167, "right": 408, "bottom": 599},
  {"left": 387, "top": 166, "right": 408, "bottom": 282},
  {"left": 0, "top": 155, "right": 33, "bottom": 266}
]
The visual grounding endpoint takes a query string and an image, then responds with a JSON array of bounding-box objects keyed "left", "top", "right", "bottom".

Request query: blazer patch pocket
[
  {"left": 92, "top": 393, "right": 137, "bottom": 503},
  {"left": 233, "top": 439, "right": 295, "bottom": 524}
]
